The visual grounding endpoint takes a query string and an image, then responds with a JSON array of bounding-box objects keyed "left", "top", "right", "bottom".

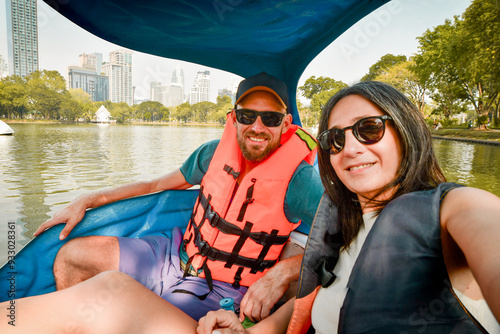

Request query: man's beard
[{"left": 237, "top": 131, "right": 281, "bottom": 162}]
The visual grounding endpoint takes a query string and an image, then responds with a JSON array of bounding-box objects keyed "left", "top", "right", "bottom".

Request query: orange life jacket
[{"left": 182, "top": 115, "right": 316, "bottom": 288}]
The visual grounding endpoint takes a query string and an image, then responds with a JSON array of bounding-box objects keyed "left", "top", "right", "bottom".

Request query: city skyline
[{"left": 0, "top": 0, "right": 472, "bottom": 104}]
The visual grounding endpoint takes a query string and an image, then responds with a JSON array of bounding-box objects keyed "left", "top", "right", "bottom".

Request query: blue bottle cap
[{"left": 220, "top": 297, "right": 235, "bottom": 311}]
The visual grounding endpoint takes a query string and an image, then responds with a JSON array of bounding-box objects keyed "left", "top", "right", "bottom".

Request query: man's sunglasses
[
  {"left": 317, "top": 115, "right": 393, "bottom": 154},
  {"left": 235, "top": 109, "right": 285, "bottom": 127}
]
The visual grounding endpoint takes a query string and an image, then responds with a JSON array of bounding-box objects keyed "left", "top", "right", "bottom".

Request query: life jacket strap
[
  {"left": 185, "top": 188, "right": 290, "bottom": 286},
  {"left": 233, "top": 267, "right": 244, "bottom": 288},
  {"left": 223, "top": 164, "right": 240, "bottom": 179},
  {"left": 192, "top": 231, "right": 278, "bottom": 272},
  {"left": 237, "top": 180, "right": 255, "bottom": 222},
  {"left": 225, "top": 222, "right": 253, "bottom": 268},
  {"left": 197, "top": 191, "right": 289, "bottom": 246}
]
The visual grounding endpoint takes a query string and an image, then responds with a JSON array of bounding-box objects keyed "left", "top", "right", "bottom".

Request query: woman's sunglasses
[
  {"left": 317, "top": 115, "right": 393, "bottom": 154},
  {"left": 235, "top": 109, "right": 286, "bottom": 127}
]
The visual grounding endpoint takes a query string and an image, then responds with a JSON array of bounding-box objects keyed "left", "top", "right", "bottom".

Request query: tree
[
  {"left": 297, "top": 100, "right": 315, "bottom": 127},
  {"left": 67, "top": 88, "right": 93, "bottom": 121},
  {"left": 172, "top": 102, "right": 192, "bottom": 122},
  {"left": 414, "top": 0, "right": 499, "bottom": 127},
  {"left": 109, "top": 102, "right": 132, "bottom": 123},
  {"left": 216, "top": 95, "right": 232, "bottom": 109},
  {"left": 310, "top": 90, "right": 337, "bottom": 123},
  {"left": 60, "top": 91, "right": 84, "bottom": 121},
  {"left": 191, "top": 101, "right": 216, "bottom": 123},
  {"left": 361, "top": 54, "right": 407, "bottom": 82},
  {"left": 213, "top": 95, "right": 232, "bottom": 124},
  {"left": 135, "top": 101, "right": 166, "bottom": 122},
  {"left": 374, "top": 59, "right": 428, "bottom": 114},
  {"left": 298, "top": 76, "right": 347, "bottom": 100},
  {"left": 25, "top": 70, "right": 68, "bottom": 119},
  {"left": 0, "top": 75, "right": 27, "bottom": 118}
]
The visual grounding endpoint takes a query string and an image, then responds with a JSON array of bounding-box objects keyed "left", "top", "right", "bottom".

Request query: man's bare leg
[
  {"left": 53, "top": 235, "right": 120, "bottom": 290},
  {"left": 0, "top": 271, "right": 198, "bottom": 334}
]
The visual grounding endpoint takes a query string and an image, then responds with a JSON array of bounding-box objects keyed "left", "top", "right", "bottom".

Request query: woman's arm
[{"left": 440, "top": 187, "right": 500, "bottom": 321}]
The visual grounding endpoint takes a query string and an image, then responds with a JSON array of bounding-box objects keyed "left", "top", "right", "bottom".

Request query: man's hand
[
  {"left": 197, "top": 310, "right": 247, "bottom": 334},
  {"left": 34, "top": 195, "right": 90, "bottom": 240},
  {"left": 238, "top": 255, "right": 302, "bottom": 322}
]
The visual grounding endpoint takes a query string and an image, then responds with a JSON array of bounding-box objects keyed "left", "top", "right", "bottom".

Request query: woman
[
  {"left": 197, "top": 81, "right": 500, "bottom": 333},
  {"left": 1, "top": 82, "right": 498, "bottom": 333}
]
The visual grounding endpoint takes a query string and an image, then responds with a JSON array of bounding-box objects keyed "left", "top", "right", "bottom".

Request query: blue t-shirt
[{"left": 179, "top": 139, "right": 324, "bottom": 228}]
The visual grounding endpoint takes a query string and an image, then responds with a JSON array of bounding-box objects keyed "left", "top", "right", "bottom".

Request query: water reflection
[
  {"left": 432, "top": 138, "right": 500, "bottom": 195},
  {"left": 0, "top": 123, "right": 224, "bottom": 248},
  {"left": 0, "top": 125, "right": 499, "bottom": 264}
]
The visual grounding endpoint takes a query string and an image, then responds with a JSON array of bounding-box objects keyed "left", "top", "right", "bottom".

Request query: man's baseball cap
[{"left": 235, "top": 72, "right": 289, "bottom": 112}]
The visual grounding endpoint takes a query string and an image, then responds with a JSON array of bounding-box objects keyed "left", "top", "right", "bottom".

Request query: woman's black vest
[{"left": 298, "top": 182, "right": 487, "bottom": 333}]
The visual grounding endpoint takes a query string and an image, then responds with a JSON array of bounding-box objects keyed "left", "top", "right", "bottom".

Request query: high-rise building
[
  {"left": 6, "top": 0, "right": 39, "bottom": 77},
  {"left": 189, "top": 70, "right": 210, "bottom": 104},
  {"left": 102, "top": 49, "right": 133, "bottom": 105},
  {"left": 68, "top": 53, "right": 109, "bottom": 102},
  {"left": 171, "top": 64, "right": 185, "bottom": 98},
  {"left": 218, "top": 88, "right": 235, "bottom": 103},
  {"left": 149, "top": 66, "right": 186, "bottom": 108},
  {"left": 150, "top": 81, "right": 184, "bottom": 108},
  {"left": 150, "top": 81, "right": 161, "bottom": 102}
]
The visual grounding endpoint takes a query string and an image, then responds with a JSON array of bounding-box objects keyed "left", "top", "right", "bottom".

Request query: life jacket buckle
[
  {"left": 199, "top": 240, "right": 210, "bottom": 257},
  {"left": 207, "top": 210, "right": 220, "bottom": 227}
]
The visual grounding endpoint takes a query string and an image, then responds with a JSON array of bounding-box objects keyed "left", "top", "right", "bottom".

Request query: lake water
[{"left": 1, "top": 123, "right": 499, "bottom": 263}]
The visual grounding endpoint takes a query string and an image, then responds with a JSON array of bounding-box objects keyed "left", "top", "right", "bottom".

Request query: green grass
[{"left": 431, "top": 128, "right": 500, "bottom": 141}]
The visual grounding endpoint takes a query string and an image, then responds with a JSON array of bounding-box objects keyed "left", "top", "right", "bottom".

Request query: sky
[{"left": 0, "top": 0, "right": 472, "bottom": 104}]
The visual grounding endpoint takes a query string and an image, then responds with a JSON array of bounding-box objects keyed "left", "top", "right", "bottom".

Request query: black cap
[{"left": 235, "top": 72, "right": 289, "bottom": 111}]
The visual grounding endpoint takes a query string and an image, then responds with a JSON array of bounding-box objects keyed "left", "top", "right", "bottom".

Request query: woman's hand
[{"left": 197, "top": 310, "right": 248, "bottom": 334}]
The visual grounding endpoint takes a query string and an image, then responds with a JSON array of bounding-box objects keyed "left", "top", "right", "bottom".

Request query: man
[{"left": 35, "top": 72, "right": 323, "bottom": 322}]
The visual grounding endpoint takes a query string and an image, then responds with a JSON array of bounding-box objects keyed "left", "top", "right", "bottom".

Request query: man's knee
[{"left": 54, "top": 236, "right": 120, "bottom": 289}]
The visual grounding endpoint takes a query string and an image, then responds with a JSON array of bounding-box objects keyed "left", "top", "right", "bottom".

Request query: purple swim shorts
[{"left": 117, "top": 227, "right": 247, "bottom": 320}]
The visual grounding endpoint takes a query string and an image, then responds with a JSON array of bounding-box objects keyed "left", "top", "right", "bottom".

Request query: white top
[
  {"left": 310, "top": 212, "right": 499, "bottom": 334},
  {"left": 311, "top": 211, "right": 377, "bottom": 334}
]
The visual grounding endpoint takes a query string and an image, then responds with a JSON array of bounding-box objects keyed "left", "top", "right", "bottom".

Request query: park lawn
[{"left": 431, "top": 128, "right": 500, "bottom": 141}]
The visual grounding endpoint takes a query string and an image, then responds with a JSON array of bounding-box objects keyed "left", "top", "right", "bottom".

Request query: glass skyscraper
[
  {"left": 68, "top": 53, "right": 109, "bottom": 102},
  {"left": 6, "top": 0, "right": 39, "bottom": 77}
]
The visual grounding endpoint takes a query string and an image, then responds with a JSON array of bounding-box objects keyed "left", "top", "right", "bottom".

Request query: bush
[
  {"left": 494, "top": 117, "right": 500, "bottom": 128},
  {"left": 441, "top": 119, "right": 458, "bottom": 128},
  {"left": 477, "top": 115, "right": 488, "bottom": 125},
  {"left": 425, "top": 118, "right": 435, "bottom": 128}
]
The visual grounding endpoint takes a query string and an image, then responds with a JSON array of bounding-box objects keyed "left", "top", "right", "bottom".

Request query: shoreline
[
  {"left": 4, "top": 120, "right": 500, "bottom": 145},
  {"left": 432, "top": 135, "right": 500, "bottom": 146},
  {"left": 3, "top": 119, "right": 224, "bottom": 127}
]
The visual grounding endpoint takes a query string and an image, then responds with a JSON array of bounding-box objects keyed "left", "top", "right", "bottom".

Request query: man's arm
[
  {"left": 34, "top": 168, "right": 192, "bottom": 239},
  {"left": 238, "top": 254, "right": 302, "bottom": 322}
]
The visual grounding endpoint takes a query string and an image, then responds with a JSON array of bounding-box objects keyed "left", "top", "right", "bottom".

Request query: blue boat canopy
[{"left": 43, "top": 0, "right": 390, "bottom": 124}]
